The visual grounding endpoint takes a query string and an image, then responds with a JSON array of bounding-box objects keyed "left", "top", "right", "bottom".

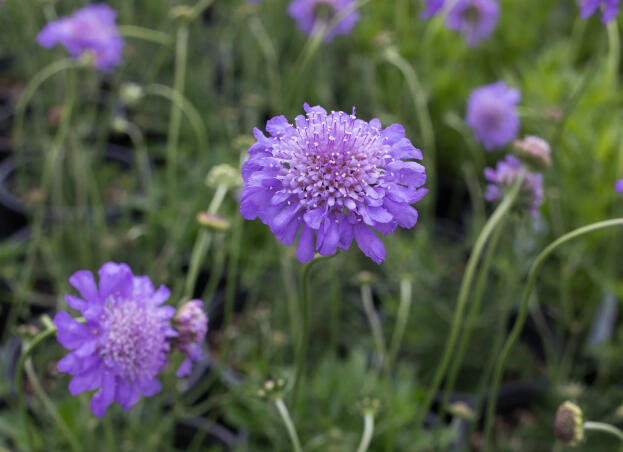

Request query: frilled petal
[
  {"left": 116, "top": 380, "right": 141, "bottom": 410},
  {"left": 68, "top": 365, "right": 103, "bottom": 396},
  {"left": 132, "top": 276, "right": 154, "bottom": 298},
  {"left": 90, "top": 372, "right": 116, "bottom": 417},
  {"left": 354, "top": 223, "right": 386, "bottom": 264},
  {"left": 139, "top": 378, "right": 162, "bottom": 397},
  {"left": 54, "top": 312, "right": 90, "bottom": 350},
  {"left": 384, "top": 198, "right": 419, "bottom": 229},
  {"left": 98, "top": 262, "right": 133, "bottom": 300},
  {"left": 317, "top": 218, "right": 340, "bottom": 256},
  {"left": 150, "top": 285, "right": 170, "bottom": 306},
  {"left": 176, "top": 358, "right": 194, "bottom": 377},
  {"left": 296, "top": 225, "right": 316, "bottom": 263},
  {"left": 68, "top": 270, "right": 99, "bottom": 303}
]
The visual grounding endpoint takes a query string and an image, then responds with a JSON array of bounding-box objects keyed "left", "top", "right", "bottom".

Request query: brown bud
[{"left": 554, "top": 401, "right": 583, "bottom": 447}]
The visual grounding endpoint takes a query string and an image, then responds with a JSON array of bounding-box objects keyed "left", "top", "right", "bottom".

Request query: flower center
[
  {"left": 463, "top": 4, "right": 481, "bottom": 26},
  {"left": 100, "top": 298, "right": 168, "bottom": 381},
  {"left": 313, "top": 0, "right": 336, "bottom": 21}
]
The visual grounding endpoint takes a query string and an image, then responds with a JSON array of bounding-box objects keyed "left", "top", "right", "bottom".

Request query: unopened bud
[
  {"left": 513, "top": 135, "right": 552, "bottom": 169},
  {"left": 206, "top": 164, "right": 242, "bottom": 190},
  {"left": 554, "top": 401, "right": 583, "bottom": 447},
  {"left": 197, "top": 212, "right": 231, "bottom": 231},
  {"left": 120, "top": 83, "right": 143, "bottom": 105},
  {"left": 448, "top": 401, "right": 476, "bottom": 421}
]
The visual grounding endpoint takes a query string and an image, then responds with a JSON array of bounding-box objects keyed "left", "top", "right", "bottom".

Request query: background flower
[
  {"left": 173, "top": 300, "right": 208, "bottom": 377},
  {"left": 467, "top": 81, "right": 521, "bottom": 151},
  {"left": 36, "top": 3, "right": 123, "bottom": 71},
  {"left": 580, "top": 0, "right": 620, "bottom": 24},
  {"left": 446, "top": 0, "right": 499, "bottom": 46},
  {"left": 421, "top": 0, "right": 445, "bottom": 19},
  {"left": 54, "top": 263, "right": 177, "bottom": 417},
  {"left": 240, "top": 103, "right": 427, "bottom": 264},
  {"left": 288, "top": 0, "right": 360, "bottom": 41}
]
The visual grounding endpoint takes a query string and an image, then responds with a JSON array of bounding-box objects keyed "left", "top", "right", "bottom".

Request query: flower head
[
  {"left": 172, "top": 300, "right": 208, "bottom": 377},
  {"left": 484, "top": 155, "right": 543, "bottom": 217},
  {"left": 615, "top": 179, "right": 623, "bottom": 194},
  {"left": 240, "top": 103, "right": 427, "bottom": 264},
  {"left": 421, "top": 0, "right": 445, "bottom": 19},
  {"left": 513, "top": 135, "right": 552, "bottom": 169},
  {"left": 446, "top": 0, "right": 499, "bottom": 47},
  {"left": 580, "top": 0, "right": 620, "bottom": 24},
  {"left": 467, "top": 81, "right": 521, "bottom": 151},
  {"left": 554, "top": 401, "right": 584, "bottom": 447},
  {"left": 37, "top": 4, "right": 123, "bottom": 72},
  {"left": 288, "top": 0, "right": 360, "bottom": 42},
  {"left": 54, "top": 263, "right": 177, "bottom": 417}
]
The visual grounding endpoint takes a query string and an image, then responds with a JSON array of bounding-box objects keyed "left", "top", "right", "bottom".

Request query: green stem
[
  {"left": 17, "top": 327, "right": 58, "bottom": 452},
  {"left": 387, "top": 278, "right": 412, "bottom": 372},
  {"left": 166, "top": 24, "right": 189, "bottom": 211},
  {"left": 414, "top": 171, "right": 525, "bottom": 432},
  {"left": 118, "top": 25, "right": 173, "bottom": 48},
  {"left": 483, "top": 218, "right": 623, "bottom": 449},
  {"left": 275, "top": 398, "right": 303, "bottom": 452},
  {"left": 584, "top": 421, "right": 623, "bottom": 442},
  {"left": 356, "top": 412, "right": 375, "bottom": 452},
  {"left": 183, "top": 184, "right": 228, "bottom": 301},
  {"left": 607, "top": 21, "right": 620, "bottom": 85},
  {"left": 439, "top": 217, "right": 506, "bottom": 416},
  {"left": 361, "top": 284, "right": 388, "bottom": 374}
]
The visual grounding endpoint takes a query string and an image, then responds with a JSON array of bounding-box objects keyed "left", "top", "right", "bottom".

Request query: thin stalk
[
  {"left": 223, "top": 214, "right": 243, "bottom": 350},
  {"left": 483, "top": 218, "right": 623, "bottom": 449},
  {"left": 388, "top": 278, "right": 413, "bottom": 371},
  {"left": 274, "top": 398, "right": 303, "bottom": 452},
  {"left": 439, "top": 217, "right": 506, "bottom": 416},
  {"left": 183, "top": 184, "right": 228, "bottom": 301},
  {"left": 190, "top": 0, "right": 216, "bottom": 20},
  {"left": 166, "top": 24, "right": 189, "bottom": 210},
  {"left": 118, "top": 25, "right": 172, "bottom": 48},
  {"left": 607, "top": 21, "right": 620, "bottom": 84},
  {"left": 584, "top": 421, "right": 623, "bottom": 442},
  {"left": 414, "top": 171, "right": 525, "bottom": 432},
  {"left": 356, "top": 412, "right": 375, "bottom": 452},
  {"left": 125, "top": 122, "right": 153, "bottom": 201},
  {"left": 361, "top": 284, "right": 388, "bottom": 374}
]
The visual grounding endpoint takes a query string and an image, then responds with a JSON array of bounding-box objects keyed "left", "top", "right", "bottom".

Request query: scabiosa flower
[
  {"left": 467, "top": 81, "right": 521, "bottom": 151},
  {"left": 36, "top": 4, "right": 123, "bottom": 72},
  {"left": 54, "top": 263, "right": 177, "bottom": 417},
  {"left": 172, "top": 300, "right": 208, "bottom": 377},
  {"left": 513, "top": 135, "right": 552, "bottom": 169},
  {"left": 240, "top": 103, "right": 427, "bottom": 264},
  {"left": 446, "top": 0, "right": 499, "bottom": 47},
  {"left": 484, "top": 155, "right": 543, "bottom": 217},
  {"left": 615, "top": 179, "right": 623, "bottom": 193},
  {"left": 288, "top": 0, "right": 360, "bottom": 42},
  {"left": 421, "top": 0, "right": 445, "bottom": 19},
  {"left": 580, "top": 0, "right": 620, "bottom": 24}
]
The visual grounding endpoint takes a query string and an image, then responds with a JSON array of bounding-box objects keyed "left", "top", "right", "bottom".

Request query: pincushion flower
[
  {"left": 36, "top": 4, "right": 123, "bottom": 72},
  {"left": 240, "top": 103, "right": 427, "bottom": 264},
  {"left": 615, "top": 179, "right": 623, "bottom": 193},
  {"left": 580, "top": 0, "right": 620, "bottom": 24},
  {"left": 288, "top": 0, "right": 360, "bottom": 41},
  {"left": 173, "top": 300, "right": 208, "bottom": 377},
  {"left": 467, "top": 81, "right": 521, "bottom": 151},
  {"left": 484, "top": 155, "right": 543, "bottom": 217},
  {"left": 446, "top": 0, "right": 499, "bottom": 47},
  {"left": 421, "top": 0, "right": 445, "bottom": 19},
  {"left": 54, "top": 263, "right": 177, "bottom": 417}
]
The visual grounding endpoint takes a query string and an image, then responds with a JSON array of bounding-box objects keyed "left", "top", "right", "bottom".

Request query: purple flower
[
  {"left": 580, "top": 0, "right": 620, "bottom": 24},
  {"left": 172, "top": 300, "right": 208, "bottom": 377},
  {"left": 446, "top": 0, "right": 499, "bottom": 46},
  {"left": 288, "top": 0, "right": 360, "bottom": 42},
  {"left": 615, "top": 179, "right": 623, "bottom": 193},
  {"left": 54, "top": 263, "right": 177, "bottom": 417},
  {"left": 467, "top": 81, "right": 521, "bottom": 151},
  {"left": 421, "top": 0, "right": 445, "bottom": 19},
  {"left": 240, "top": 103, "right": 427, "bottom": 264},
  {"left": 484, "top": 155, "right": 543, "bottom": 217},
  {"left": 37, "top": 4, "right": 123, "bottom": 72}
]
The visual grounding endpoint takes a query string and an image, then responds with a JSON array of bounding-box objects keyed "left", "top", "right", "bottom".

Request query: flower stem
[
  {"left": 387, "top": 278, "right": 412, "bottom": 373},
  {"left": 361, "top": 284, "right": 388, "bottom": 374},
  {"left": 584, "top": 421, "right": 623, "bottom": 442},
  {"left": 356, "top": 412, "right": 375, "bottom": 452},
  {"left": 482, "top": 218, "right": 623, "bottom": 449},
  {"left": 274, "top": 398, "right": 303, "bottom": 452},
  {"left": 414, "top": 171, "right": 525, "bottom": 432},
  {"left": 118, "top": 25, "right": 173, "bottom": 48},
  {"left": 439, "top": 217, "right": 507, "bottom": 416}
]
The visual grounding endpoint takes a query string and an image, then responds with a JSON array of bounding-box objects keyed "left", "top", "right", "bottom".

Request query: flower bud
[
  {"left": 197, "top": 212, "right": 231, "bottom": 231},
  {"left": 513, "top": 135, "right": 552, "bottom": 169},
  {"left": 554, "top": 401, "right": 583, "bottom": 447},
  {"left": 119, "top": 83, "right": 143, "bottom": 105},
  {"left": 206, "top": 164, "right": 242, "bottom": 190},
  {"left": 173, "top": 300, "right": 208, "bottom": 377},
  {"left": 258, "top": 378, "right": 287, "bottom": 400},
  {"left": 448, "top": 401, "right": 476, "bottom": 421}
]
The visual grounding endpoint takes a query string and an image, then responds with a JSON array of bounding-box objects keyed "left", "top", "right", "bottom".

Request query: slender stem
[
  {"left": 17, "top": 327, "right": 58, "bottom": 452},
  {"left": 483, "top": 218, "right": 623, "bottom": 449},
  {"left": 118, "top": 25, "right": 172, "bottom": 47},
  {"left": 356, "top": 412, "right": 375, "bottom": 452},
  {"left": 387, "top": 278, "right": 412, "bottom": 372},
  {"left": 584, "top": 421, "right": 623, "bottom": 442},
  {"left": 361, "top": 284, "right": 388, "bottom": 374},
  {"left": 414, "top": 171, "right": 525, "bottom": 432},
  {"left": 274, "top": 398, "right": 303, "bottom": 452},
  {"left": 607, "top": 21, "right": 620, "bottom": 84},
  {"left": 439, "top": 217, "right": 507, "bottom": 416},
  {"left": 166, "top": 24, "right": 189, "bottom": 210},
  {"left": 190, "top": 0, "right": 216, "bottom": 20},
  {"left": 183, "top": 185, "right": 228, "bottom": 301}
]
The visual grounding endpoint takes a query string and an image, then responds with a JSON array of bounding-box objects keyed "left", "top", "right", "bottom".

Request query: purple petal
[
  {"left": 54, "top": 312, "right": 90, "bottom": 350},
  {"left": 68, "top": 270, "right": 99, "bottom": 302},
  {"left": 354, "top": 223, "right": 386, "bottom": 264},
  {"left": 90, "top": 372, "right": 116, "bottom": 417},
  {"left": 296, "top": 225, "right": 316, "bottom": 263},
  {"left": 68, "top": 365, "right": 102, "bottom": 395},
  {"left": 176, "top": 358, "right": 193, "bottom": 377},
  {"left": 98, "top": 262, "right": 133, "bottom": 300},
  {"left": 138, "top": 378, "right": 162, "bottom": 397}
]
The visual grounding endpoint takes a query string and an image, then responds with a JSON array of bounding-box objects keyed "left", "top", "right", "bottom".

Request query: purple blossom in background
[
  {"left": 173, "top": 300, "right": 208, "bottom": 377},
  {"left": 54, "top": 263, "right": 177, "bottom": 417},
  {"left": 467, "top": 81, "right": 521, "bottom": 151},
  {"left": 446, "top": 0, "right": 499, "bottom": 46},
  {"left": 240, "top": 103, "right": 427, "bottom": 264},
  {"left": 615, "top": 179, "right": 623, "bottom": 193},
  {"left": 288, "top": 0, "right": 360, "bottom": 42},
  {"left": 37, "top": 4, "right": 123, "bottom": 72},
  {"left": 421, "top": 0, "right": 444, "bottom": 19},
  {"left": 580, "top": 0, "right": 620, "bottom": 24},
  {"left": 484, "top": 155, "right": 544, "bottom": 217}
]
